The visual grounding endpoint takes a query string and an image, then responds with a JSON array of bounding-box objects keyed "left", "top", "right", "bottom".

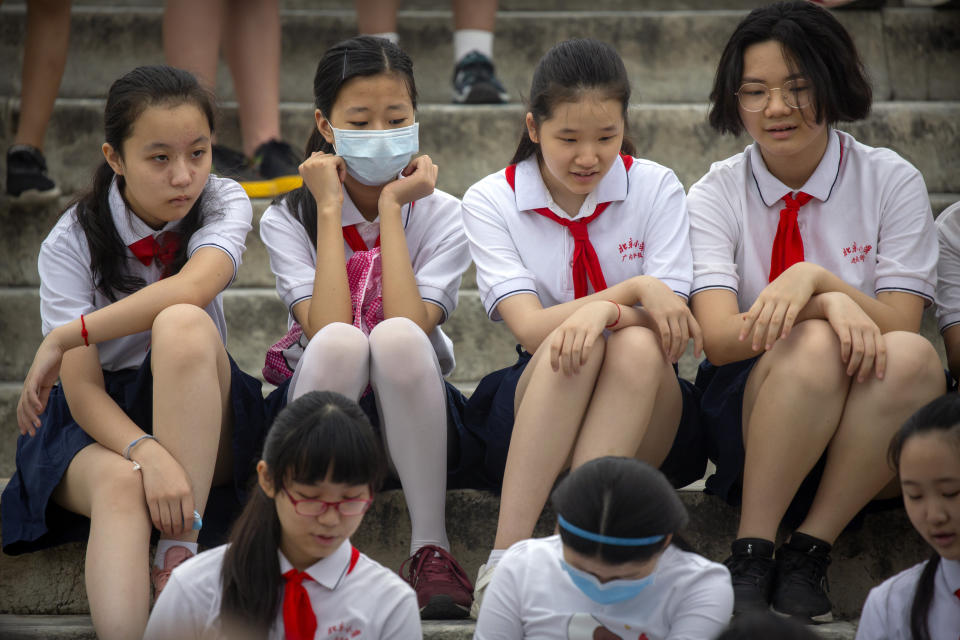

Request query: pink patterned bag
[{"left": 262, "top": 225, "right": 385, "bottom": 385}]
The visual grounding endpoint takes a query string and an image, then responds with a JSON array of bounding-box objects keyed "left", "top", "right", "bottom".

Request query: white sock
[
  {"left": 486, "top": 549, "right": 506, "bottom": 569},
  {"left": 368, "top": 318, "right": 451, "bottom": 556},
  {"left": 454, "top": 29, "right": 494, "bottom": 63},
  {"left": 153, "top": 539, "right": 198, "bottom": 568},
  {"left": 288, "top": 323, "right": 370, "bottom": 403},
  {"left": 368, "top": 31, "right": 399, "bottom": 44}
]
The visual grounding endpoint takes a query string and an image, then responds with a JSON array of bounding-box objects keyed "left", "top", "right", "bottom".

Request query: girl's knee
[
  {"left": 764, "top": 320, "right": 848, "bottom": 389},
  {"left": 879, "top": 332, "right": 944, "bottom": 391},
  {"left": 305, "top": 322, "right": 369, "bottom": 362},
  {"left": 90, "top": 461, "right": 149, "bottom": 517},
  {"left": 602, "top": 327, "right": 667, "bottom": 379},
  {"left": 151, "top": 304, "right": 221, "bottom": 361},
  {"left": 369, "top": 317, "right": 432, "bottom": 362}
]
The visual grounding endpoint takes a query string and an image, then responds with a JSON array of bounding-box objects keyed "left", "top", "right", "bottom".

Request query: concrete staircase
[{"left": 1, "top": 0, "right": 958, "bottom": 637}]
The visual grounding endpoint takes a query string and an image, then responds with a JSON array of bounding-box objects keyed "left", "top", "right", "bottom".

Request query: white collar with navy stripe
[
  {"left": 278, "top": 537, "right": 353, "bottom": 590},
  {"left": 107, "top": 176, "right": 184, "bottom": 245},
  {"left": 749, "top": 129, "right": 842, "bottom": 207},
  {"left": 512, "top": 154, "right": 630, "bottom": 220},
  {"left": 338, "top": 186, "right": 412, "bottom": 228}
]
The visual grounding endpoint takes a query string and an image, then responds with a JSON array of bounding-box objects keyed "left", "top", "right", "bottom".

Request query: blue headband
[{"left": 557, "top": 514, "right": 666, "bottom": 546}]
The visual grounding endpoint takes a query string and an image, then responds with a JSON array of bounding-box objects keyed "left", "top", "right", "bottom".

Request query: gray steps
[
  {"left": 2, "top": 99, "right": 958, "bottom": 199},
  {"left": 0, "top": 482, "right": 933, "bottom": 623},
  {"left": 1, "top": 6, "right": 957, "bottom": 106}
]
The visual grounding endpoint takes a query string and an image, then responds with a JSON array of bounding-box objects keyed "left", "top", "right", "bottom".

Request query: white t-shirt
[
  {"left": 38, "top": 175, "right": 251, "bottom": 371},
  {"left": 259, "top": 187, "right": 469, "bottom": 376},
  {"left": 144, "top": 539, "right": 421, "bottom": 640},
  {"left": 461, "top": 154, "right": 693, "bottom": 321},
  {"left": 934, "top": 201, "right": 960, "bottom": 332},
  {"left": 688, "top": 130, "right": 937, "bottom": 311},
  {"left": 856, "top": 557, "right": 960, "bottom": 640},
  {"left": 474, "top": 535, "right": 733, "bottom": 640}
]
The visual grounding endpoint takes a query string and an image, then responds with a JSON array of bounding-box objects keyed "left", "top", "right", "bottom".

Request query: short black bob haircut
[
  {"left": 550, "top": 457, "right": 688, "bottom": 564},
  {"left": 708, "top": 0, "right": 872, "bottom": 136}
]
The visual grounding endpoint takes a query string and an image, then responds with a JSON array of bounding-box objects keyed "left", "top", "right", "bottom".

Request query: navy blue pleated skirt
[
  {"left": 462, "top": 345, "right": 708, "bottom": 491},
  {"left": 1, "top": 351, "right": 271, "bottom": 555}
]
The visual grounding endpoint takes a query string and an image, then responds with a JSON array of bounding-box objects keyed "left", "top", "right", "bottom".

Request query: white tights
[{"left": 289, "top": 319, "right": 451, "bottom": 555}]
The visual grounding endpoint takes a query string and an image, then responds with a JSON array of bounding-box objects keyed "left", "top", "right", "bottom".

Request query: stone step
[
  {"left": 0, "top": 477, "right": 932, "bottom": 623},
  {"left": 2, "top": 98, "right": 958, "bottom": 200},
  {"left": 68, "top": 0, "right": 895, "bottom": 10},
  {"left": 0, "top": 6, "right": 956, "bottom": 106}
]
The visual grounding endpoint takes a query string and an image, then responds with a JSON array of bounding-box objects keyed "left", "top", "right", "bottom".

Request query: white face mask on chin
[{"left": 331, "top": 123, "right": 419, "bottom": 186}]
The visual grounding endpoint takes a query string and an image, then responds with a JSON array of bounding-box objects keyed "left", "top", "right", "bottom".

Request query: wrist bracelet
[
  {"left": 605, "top": 300, "right": 621, "bottom": 328},
  {"left": 123, "top": 434, "right": 156, "bottom": 460},
  {"left": 80, "top": 314, "right": 89, "bottom": 347}
]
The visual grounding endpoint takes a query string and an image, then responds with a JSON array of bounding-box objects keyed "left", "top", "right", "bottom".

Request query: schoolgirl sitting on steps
[
  {"left": 258, "top": 36, "right": 474, "bottom": 619},
  {"left": 144, "top": 391, "right": 422, "bottom": 640},
  {"left": 461, "top": 38, "right": 707, "bottom": 616},
  {"left": 855, "top": 394, "right": 960, "bottom": 640},
  {"left": 474, "top": 456, "right": 733, "bottom": 640},
  {"left": 687, "top": 1, "right": 945, "bottom": 623},
  {"left": 933, "top": 200, "right": 960, "bottom": 382},
  {"left": 1, "top": 65, "right": 270, "bottom": 640}
]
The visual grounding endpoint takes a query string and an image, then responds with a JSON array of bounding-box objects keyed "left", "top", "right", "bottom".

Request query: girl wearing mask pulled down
[
  {"left": 258, "top": 36, "right": 474, "bottom": 619},
  {"left": 473, "top": 456, "right": 733, "bottom": 640}
]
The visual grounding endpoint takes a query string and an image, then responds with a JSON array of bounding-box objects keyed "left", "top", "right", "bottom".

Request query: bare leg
[
  {"left": 796, "top": 331, "right": 944, "bottom": 543},
  {"left": 162, "top": 0, "right": 224, "bottom": 91},
  {"left": 14, "top": 0, "right": 71, "bottom": 150},
  {"left": 738, "top": 320, "right": 850, "bottom": 542},
  {"left": 222, "top": 0, "right": 282, "bottom": 157},
  {"left": 354, "top": 0, "right": 400, "bottom": 34},
  {"left": 53, "top": 444, "right": 153, "bottom": 640},
  {"left": 452, "top": 0, "right": 497, "bottom": 31}
]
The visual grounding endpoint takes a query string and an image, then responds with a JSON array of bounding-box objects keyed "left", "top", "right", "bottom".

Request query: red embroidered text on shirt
[
  {"left": 618, "top": 237, "right": 644, "bottom": 263},
  {"left": 325, "top": 621, "right": 362, "bottom": 639},
  {"left": 841, "top": 241, "right": 873, "bottom": 265}
]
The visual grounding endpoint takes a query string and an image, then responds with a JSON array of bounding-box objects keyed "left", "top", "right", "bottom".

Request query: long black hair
[
  {"left": 281, "top": 36, "right": 418, "bottom": 247},
  {"left": 550, "top": 457, "right": 688, "bottom": 564},
  {"left": 220, "top": 391, "right": 386, "bottom": 634},
  {"left": 510, "top": 38, "right": 636, "bottom": 166},
  {"left": 887, "top": 394, "right": 960, "bottom": 640},
  {"left": 73, "top": 65, "right": 217, "bottom": 301},
  {"left": 707, "top": 1, "right": 872, "bottom": 136}
]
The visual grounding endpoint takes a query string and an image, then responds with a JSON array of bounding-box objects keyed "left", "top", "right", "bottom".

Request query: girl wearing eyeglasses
[
  {"left": 688, "top": 0, "right": 945, "bottom": 624},
  {"left": 145, "top": 391, "right": 422, "bottom": 640}
]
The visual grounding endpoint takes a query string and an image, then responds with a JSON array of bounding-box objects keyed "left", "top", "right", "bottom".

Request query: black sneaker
[
  {"left": 452, "top": 51, "right": 509, "bottom": 104},
  {"left": 213, "top": 142, "right": 302, "bottom": 199},
  {"left": 251, "top": 139, "right": 302, "bottom": 195},
  {"left": 724, "top": 538, "right": 776, "bottom": 616},
  {"left": 212, "top": 144, "right": 257, "bottom": 181},
  {"left": 771, "top": 532, "right": 833, "bottom": 623},
  {"left": 6, "top": 144, "right": 61, "bottom": 204}
]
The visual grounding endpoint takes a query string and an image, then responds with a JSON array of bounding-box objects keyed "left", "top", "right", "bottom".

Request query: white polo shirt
[
  {"left": 461, "top": 155, "right": 693, "bottom": 321},
  {"left": 260, "top": 187, "right": 469, "bottom": 376},
  {"left": 38, "top": 175, "right": 251, "bottom": 372},
  {"left": 474, "top": 534, "right": 733, "bottom": 640},
  {"left": 688, "top": 130, "right": 937, "bottom": 311},
  {"left": 855, "top": 558, "right": 960, "bottom": 640},
  {"left": 934, "top": 201, "right": 960, "bottom": 332},
  {"left": 144, "top": 539, "right": 421, "bottom": 640}
]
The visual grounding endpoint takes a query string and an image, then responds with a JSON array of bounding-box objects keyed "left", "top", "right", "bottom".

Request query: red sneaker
[
  {"left": 400, "top": 545, "right": 474, "bottom": 619},
  {"left": 151, "top": 545, "right": 195, "bottom": 603}
]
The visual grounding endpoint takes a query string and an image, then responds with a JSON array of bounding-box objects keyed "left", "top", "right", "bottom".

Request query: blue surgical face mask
[
  {"left": 331, "top": 123, "right": 419, "bottom": 186},
  {"left": 559, "top": 558, "right": 656, "bottom": 605}
]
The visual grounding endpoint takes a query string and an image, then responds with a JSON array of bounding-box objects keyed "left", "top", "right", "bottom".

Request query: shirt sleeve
[
  {"left": 187, "top": 177, "right": 253, "bottom": 287},
  {"left": 259, "top": 200, "right": 319, "bottom": 315},
  {"left": 377, "top": 585, "right": 423, "bottom": 640},
  {"left": 687, "top": 168, "right": 742, "bottom": 299},
  {"left": 874, "top": 160, "right": 937, "bottom": 304},
  {"left": 143, "top": 572, "right": 205, "bottom": 640},
  {"left": 38, "top": 217, "right": 97, "bottom": 335},
  {"left": 854, "top": 586, "right": 891, "bottom": 640},
  {"left": 473, "top": 553, "right": 525, "bottom": 639},
  {"left": 462, "top": 176, "right": 540, "bottom": 321},
  {"left": 638, "top": 166, "right": 694, "bottom": 299},
  {"left": 410, "top": 193, "right": 471, "bottom": 322},
  {"left": 935, "top": 203, "right": 960, "bottom": 331},
  {"left": 663, "top": 561, "right": 733, "bottom": 640}
]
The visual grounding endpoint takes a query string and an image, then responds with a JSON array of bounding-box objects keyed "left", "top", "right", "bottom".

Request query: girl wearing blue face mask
[
  {"left": 258, "top": 36, "right": 475, "bottom": 620},
  {"left": 474, "top": 457, "right": 733, "bottom": 640}
]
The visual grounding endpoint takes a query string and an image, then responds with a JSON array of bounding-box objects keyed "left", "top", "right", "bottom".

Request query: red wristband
[
  {"left": 605, "top": 300, "right": 621, "bottom": 328},
  {"left": 80, "top": 314, "right": 89, "bottom": 347}
]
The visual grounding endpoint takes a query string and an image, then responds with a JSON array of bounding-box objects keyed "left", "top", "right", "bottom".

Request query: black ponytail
[
  {"left": 281, "top": 36, "right": 417, "bottom": 247},
  {"left": 888, "top": 393, "right": 960, "bottom": 640},
  {"left": 220, "top": 391, "right": 385, "bottom": 633},
  {"left": 72, "top": 65, "right": 217, "bottom": 301},
  {"left": 510, "top": 39, "right": 635, "bottom": 166},
  {"left": 550, "top": 456, "right": 688, "bottom": 565}
]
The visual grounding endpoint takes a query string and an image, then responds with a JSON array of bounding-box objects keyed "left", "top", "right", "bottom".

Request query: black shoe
[
  {"left": 212, "top": 144, "right": 257, "bottom": 182},
  {"left": 252, "top": 139, "right": 300, "bottom": 180},
  {"left": 724, "top": 538, "right": 776, "bottom": 616},
  {"left": 452, "top": 51, "right": 509, "bottom": 104},
  {"left": 771, "top": 532, "right": 833, "bottom": 623},
  {"left": 213, "top": 141, "right": 302, "bottom": 198},
  {"left": 6, "top": 144, "right": 60, "bottom": 204}
]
